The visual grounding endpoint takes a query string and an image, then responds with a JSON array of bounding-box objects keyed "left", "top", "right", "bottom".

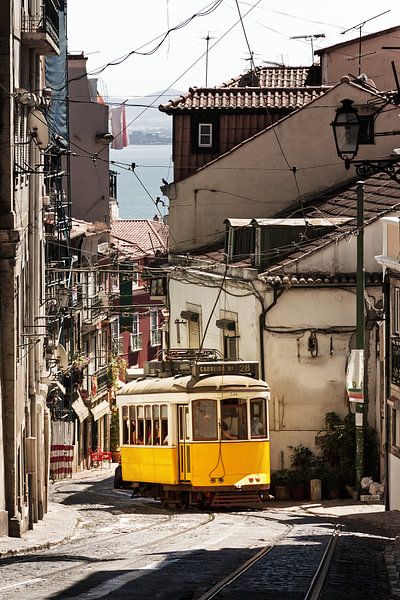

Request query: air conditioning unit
[{"left": 42, "top": 195, "right": 51, "bottom": 206}]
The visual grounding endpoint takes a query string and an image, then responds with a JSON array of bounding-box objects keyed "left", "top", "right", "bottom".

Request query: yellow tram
[{"left": 116, "top": 357, "right": 270, "bottom": 508}]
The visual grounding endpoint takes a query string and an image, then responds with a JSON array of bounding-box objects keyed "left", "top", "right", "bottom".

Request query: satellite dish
[
  {"left": 55, "top": 344, "right": 68, "bottom": 370},
  {"left": 28, "top": 109, "right": 49, "bottom": 149}
]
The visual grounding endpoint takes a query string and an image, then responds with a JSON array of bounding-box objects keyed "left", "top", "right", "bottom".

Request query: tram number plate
[{"left": 194, "top": 362, "right": 259, "bottom": 378}]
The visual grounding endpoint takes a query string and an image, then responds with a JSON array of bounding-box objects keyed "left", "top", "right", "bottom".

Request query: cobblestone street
[{"left": 0, "top": 468, "right": 395, "bottom": 599}]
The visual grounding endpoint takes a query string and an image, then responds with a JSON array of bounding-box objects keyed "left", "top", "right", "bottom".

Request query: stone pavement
[
  {"left": 0, "top": 465, "right": 114, "bottom": 559},
  {"left": 0, "top": 471, "right": 399, "bottom": 597}
]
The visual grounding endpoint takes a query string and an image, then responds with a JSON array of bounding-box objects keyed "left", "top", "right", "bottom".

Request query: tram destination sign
[{"left": 193, "top": 361, "right": 259, "bottom": 379}]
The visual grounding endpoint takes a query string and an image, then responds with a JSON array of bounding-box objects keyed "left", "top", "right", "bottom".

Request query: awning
[
  {"left": 91, "top": 399, "right": 110, "bottom": 421},
  {"left": 72, "top": 395, "right": 89, "bottom": 423}
]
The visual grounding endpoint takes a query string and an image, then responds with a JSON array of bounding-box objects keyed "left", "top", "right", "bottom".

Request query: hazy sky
[{"left": 67, "top": 1, "right": 400, "bottom": 98}]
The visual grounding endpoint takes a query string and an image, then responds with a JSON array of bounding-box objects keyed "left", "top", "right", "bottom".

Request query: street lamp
[
  {"left": 332, "top": 99, "right": 365, "bottom": 494},
  {"left": 332, "top": 98, "right": 361, "bottom": 166},
  {"left": 332, "top": 97, "right": 400, "bottom": 183}
]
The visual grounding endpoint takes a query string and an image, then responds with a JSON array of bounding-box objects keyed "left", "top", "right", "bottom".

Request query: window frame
[
  {"left": 192, "top": 399, "right": 218, "bottom": 441},
  {"left": 198, "top": 123, "right": 213, "bottom": 148}
]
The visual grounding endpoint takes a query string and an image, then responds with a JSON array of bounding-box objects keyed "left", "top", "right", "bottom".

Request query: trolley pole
[{"left": 355, "top": 181, "right": 365, "bottom": 489}]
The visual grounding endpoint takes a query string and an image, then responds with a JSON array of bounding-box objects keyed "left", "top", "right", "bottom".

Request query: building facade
[{"left": 0, "top": 0, "right": 62, "bottom": 537}]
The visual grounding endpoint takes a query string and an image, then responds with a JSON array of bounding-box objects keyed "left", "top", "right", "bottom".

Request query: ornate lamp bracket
[{"left": 345, "top": 157, "right": 400, "bottom": 185}]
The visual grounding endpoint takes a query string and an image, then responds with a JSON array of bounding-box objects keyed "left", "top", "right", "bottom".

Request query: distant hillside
[{"left": 109, "top": 90, "right": 182, "bottom": 142}]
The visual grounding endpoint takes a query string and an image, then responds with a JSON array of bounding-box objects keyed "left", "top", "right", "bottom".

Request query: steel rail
[
  {"left": 198, "top": 524, "right": 293, "bottom": 600},
  {"left": 304, "top": 525, "right": 340, "bottom": 600}
]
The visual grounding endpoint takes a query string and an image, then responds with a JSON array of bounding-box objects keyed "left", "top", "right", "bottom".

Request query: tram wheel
[{"left": 178, "top": 492, "right": 189, "bottom": 510}]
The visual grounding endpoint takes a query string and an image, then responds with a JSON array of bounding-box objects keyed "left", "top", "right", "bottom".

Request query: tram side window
[
  {"left": 137, "top": 406, "right": 144, "bottom": 444},
  {"left": 152, "top": 405, "right": 160, "bottom": 445},
  {"left": 250, "top": 398, "right": 267, "bottom": 438},
  {"left": 145, "top": 405, "right": 152, "bottom": 445},
  {"left": 193, "top": 399, "right": 217, "bottom": 441},
  {"left": 129, "top": 406, "right": 136, "bottom": 444},
  {"left": 122, "top": 406, "right": 129, "bottom": 444},
  {"left": 161, "top": 404, "right": 168, "bottom": 444},
  {"left": 221, "top": 398, "right": 248, "bottom": 440}
]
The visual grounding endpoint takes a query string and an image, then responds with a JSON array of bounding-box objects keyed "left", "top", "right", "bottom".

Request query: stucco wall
[
  {"left": 168, "top": 274, "right": 380, "bottom": 471},
  {"left": 168, "top": 80, "right": 400, "bottom": 252},
  {"left": 319, "top": 29, "right": 400, "bottom": 89}
]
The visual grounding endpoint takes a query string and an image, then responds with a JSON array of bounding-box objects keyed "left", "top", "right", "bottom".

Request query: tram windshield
[{"left": 221, "top": 398, "right": 247, "bottom": 440}]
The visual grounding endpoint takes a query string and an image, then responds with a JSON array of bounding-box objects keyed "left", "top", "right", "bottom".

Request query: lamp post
[{"left": 332, "top": 99, "right": 365, "bottom": 491}]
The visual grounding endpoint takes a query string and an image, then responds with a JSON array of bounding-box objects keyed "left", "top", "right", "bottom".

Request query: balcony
[
  {"left": 150, "top": 328, "right": 162, "bottom": 347},
  {"left": 91, "top": 366, "right": 109, "bottom": 399},
  {"left": 392, "top": 337, "right": 400, "bottom": 386},
  {"left": 21, "top": 0, "right": 61, "bottom": 56}
]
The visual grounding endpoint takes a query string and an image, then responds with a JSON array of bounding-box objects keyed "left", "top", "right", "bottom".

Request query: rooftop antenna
[
  {"left": 201, "top": 32, "right": 216, "bottom": 87},
  {"left": 263, "top": 60, "right": 285, "bottom": 67},
  {"left": 341, "top": 10, "right": 390, "bottom": 76},
  {"left": 290, "top": 34, "right": 326, "bottom": 65}
]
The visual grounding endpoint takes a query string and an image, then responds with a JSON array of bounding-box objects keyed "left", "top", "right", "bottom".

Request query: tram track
[{"left": 197, "top": 516, "right": 340, "bottom": 600}]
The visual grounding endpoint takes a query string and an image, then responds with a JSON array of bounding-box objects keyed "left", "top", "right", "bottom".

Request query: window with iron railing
[
  {"left": 21, "top": 0, "right": 61, "bottom": 47},
  {"left": 109, "top": 170, "right": 118, "bottom": 199}
]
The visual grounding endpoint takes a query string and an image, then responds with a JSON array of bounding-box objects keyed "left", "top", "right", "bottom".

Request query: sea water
[{"left": 110, "top": 145, "right": 172, "bottom": 220}]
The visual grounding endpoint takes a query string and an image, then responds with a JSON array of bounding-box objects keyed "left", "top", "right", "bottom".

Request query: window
[
  {"left": 193, "top": 399, "right": 217, "bottom": 441},
  {"left": 394, "top": 287, "right": 400, "bottom": 335},
  {"left": 150, "top": 309, "right": 161, "bottom": 346},
  {"left": 130, "top": 313, "right": 142, "bottom": 351},
  {"left": 198, "top": 123, "right": 213, "bottom": 147},
  {"left": 358, "top": 115, "right": 374, "bottom": 145},
  {"left": 122, "top": 406, "right": 129, "bottom": 444},
  {"left": 221, "top": 398, "right": 247, "bottom": 440},
  {"left": 125, "top": 403, "right": 169, "bottom": 446},
  {"left": 250, "top": 398, "right": 267, "bottom": 439},
  {"left": 218, "top": 311, "right": 239, "bottom": 360}
]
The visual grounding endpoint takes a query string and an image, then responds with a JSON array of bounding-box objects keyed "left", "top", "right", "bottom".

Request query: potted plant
[{"left": 271, "top": 469, "right": 292, "bottom": 500}]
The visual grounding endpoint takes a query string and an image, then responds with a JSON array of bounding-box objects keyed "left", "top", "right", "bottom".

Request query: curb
[{"left": 0, "top": 505, "right": 80, "bottom": 560}]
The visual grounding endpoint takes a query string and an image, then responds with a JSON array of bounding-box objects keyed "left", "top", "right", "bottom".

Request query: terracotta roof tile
[
  {"left": 111, "top": 219, "right": 168, "bottom": 256},
  {"left": 159, "top": 66, "right": 327, "bottom": 113}
]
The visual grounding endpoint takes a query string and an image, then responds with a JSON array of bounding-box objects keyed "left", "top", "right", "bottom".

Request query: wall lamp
[{"left": 331, "top": 98, "right": 400, "bottom": 183}]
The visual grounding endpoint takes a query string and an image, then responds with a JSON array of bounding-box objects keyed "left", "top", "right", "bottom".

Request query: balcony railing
[
  {"left": 392, "top": 337, "right": 400, "bottom": 386},
  {"left": 21, "top": 0, "right": 61, "bottom": 54},
  {"left": 90, "top": 366, "right": 109, "bottom": 398},
  {"left": 83, "top": 295, "right": 104, "bottom": 324},
  {"left": 150, "top": 328, "right": 162, "bottom": 347}
]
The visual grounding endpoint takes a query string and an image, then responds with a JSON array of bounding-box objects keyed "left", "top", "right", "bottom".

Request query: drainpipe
[
  {"left": 383, "top": 272, "right": 391, "bottom": 510},
  {"left": 254, "top": 283, "right": 284, "bottom": 381}
]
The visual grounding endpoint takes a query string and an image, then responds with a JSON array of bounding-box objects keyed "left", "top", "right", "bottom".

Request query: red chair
[
  {"left": 101, "top": 451, "right": 112, "bottom": 467},
  {"left": 89, "top": 448, "right": 102, "bottom": 468}
]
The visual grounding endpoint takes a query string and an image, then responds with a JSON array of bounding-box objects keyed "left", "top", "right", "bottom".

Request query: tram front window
[
  {"left": 193, "top": 399, "right": 217, "bottom": 441},
  {"left": 221, "top": 398, "right": 247, "bottom": 440}
]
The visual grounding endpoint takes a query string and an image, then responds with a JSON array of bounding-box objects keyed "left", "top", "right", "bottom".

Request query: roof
[
  {"left": 111, "top": 219, "right": 168, "bottom": 257},
  {"left": 263, "top": 172, "right": 400, "bottom": 274},
  {"left": 315, "top": 25, "right": 400, "bottom": 55},
  {"left": 159, "top": 66, "right": 327, "bottom": 113},
  {"left": 117, "top": 374, "right": 269, "bottom": 400},
  {"left": 182, "top": 171, "right": 400, "bottom": 276}
]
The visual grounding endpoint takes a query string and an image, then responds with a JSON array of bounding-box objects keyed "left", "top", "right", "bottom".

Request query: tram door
[{"left": 178, "top": 405, "right": 191, "bottom": 482}]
